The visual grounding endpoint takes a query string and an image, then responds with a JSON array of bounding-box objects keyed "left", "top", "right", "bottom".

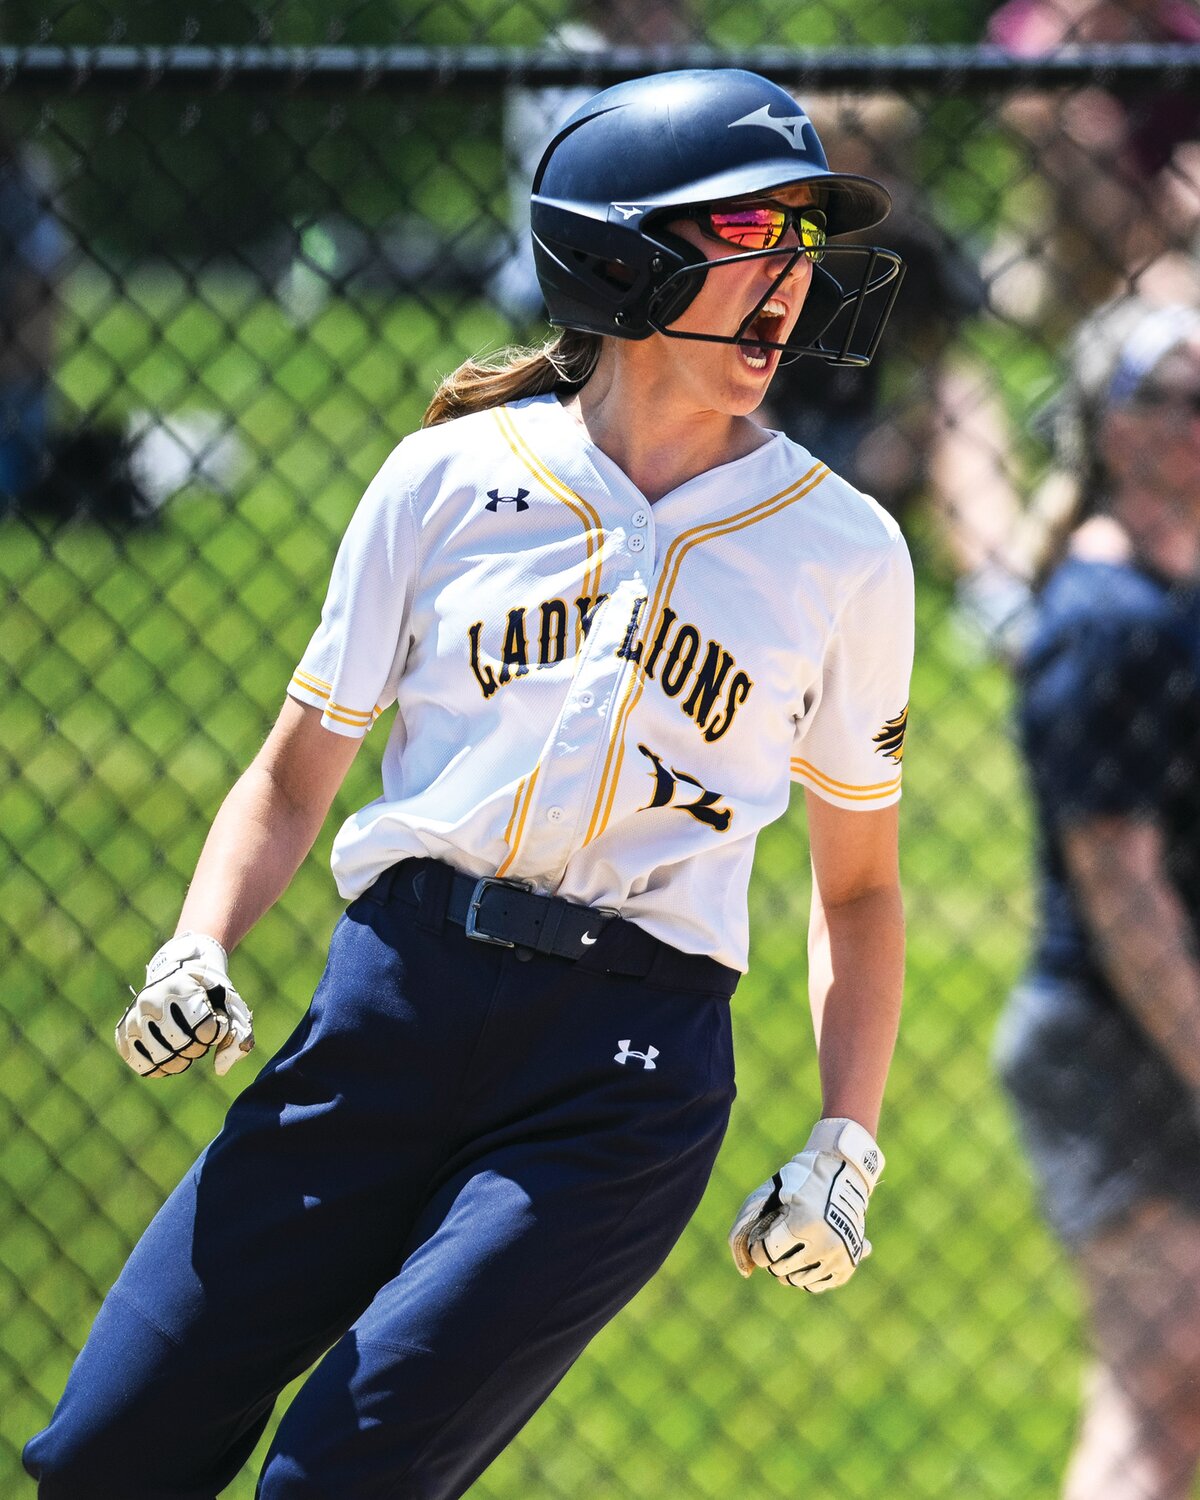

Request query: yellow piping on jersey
[
  {"left": 289, "top": 669, "right": 380, "bottom": 726},
  {"left": 790, "top": 758, "right": 902, "bottom": 800},
  {"left": 496, "top": 764, "right": 541, "bottom": 877},
  {"left": 583, "top": 461, "right": 831, "bottom": 846},
  {"left": 492, "top": 406, "right": 605, "bottom": 646},
  {"left": 490, "top": 403, "right": 605, "bottom": 872}
]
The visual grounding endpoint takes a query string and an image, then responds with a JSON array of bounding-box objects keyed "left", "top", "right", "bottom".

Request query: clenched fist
[
  {"left": 728, "top": 1118, "right": 884, "bottom": 1293},
  {"left": 115, "top": 933, "right": 254, "bottom": 1079}
]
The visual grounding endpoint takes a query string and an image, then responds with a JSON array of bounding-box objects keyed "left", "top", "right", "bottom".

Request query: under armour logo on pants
[{"left": 614, "top": 1040, "right": 659, "bottom": 1069}]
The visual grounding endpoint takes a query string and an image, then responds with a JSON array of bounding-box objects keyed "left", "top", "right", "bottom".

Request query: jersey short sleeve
[
  {"left": 287, "top": 446, "right": 419, "bottom": 738},
  {"left": 1020, "top": 608, "right": 1186, "bottom": 823},
  {"left": 791, "top": 530, "right": 914, "bottom": 810}
]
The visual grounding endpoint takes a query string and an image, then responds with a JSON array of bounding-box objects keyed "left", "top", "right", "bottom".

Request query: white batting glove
[
  {"left": 115, "top": 933, "right": 254, "bottom": 1079},
  {"left": 728, "top": 1118, "right": 884, "bottom": 1293}
]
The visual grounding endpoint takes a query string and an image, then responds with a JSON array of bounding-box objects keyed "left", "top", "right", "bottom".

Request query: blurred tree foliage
[
  {"left": 0, "top": 0, "right": 1000, "bottom": 50},
  {"left": 0, "top": 0, "right": 1001, "bottom": 269}
]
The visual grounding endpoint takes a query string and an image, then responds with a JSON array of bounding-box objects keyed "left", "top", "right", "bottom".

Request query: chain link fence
[{"left": 3, "top": 4, "right": 1200, "bottom": 1495}]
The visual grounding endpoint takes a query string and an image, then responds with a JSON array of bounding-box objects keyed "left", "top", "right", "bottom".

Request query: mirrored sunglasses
[{"left": 700, "top": 203, "right": 827, "bottom": 261}]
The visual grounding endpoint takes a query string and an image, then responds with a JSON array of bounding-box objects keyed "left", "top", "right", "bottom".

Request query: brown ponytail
[{"left": 422, "top": 328, "right": 602, "bottom": 428}]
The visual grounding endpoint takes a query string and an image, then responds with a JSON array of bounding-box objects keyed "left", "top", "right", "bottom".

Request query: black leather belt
[
  {"left": 448, "top": 872, "right": 619, "bottom": 959},
  {"left": 377, "top": 858, "right": 739, "bottom": 997}
]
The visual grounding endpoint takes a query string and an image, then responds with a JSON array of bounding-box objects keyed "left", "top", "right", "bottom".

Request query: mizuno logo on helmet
[
  {"left": 728, "top": 105, "right": 812, "bottom": 149},
  {"left": 611, "top": 203, "right": 649, "bottom": 222}
]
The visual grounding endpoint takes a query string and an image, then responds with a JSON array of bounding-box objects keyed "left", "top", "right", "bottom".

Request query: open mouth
[{"left": 738, "top": 299, "right": 788, "bottom": 370}]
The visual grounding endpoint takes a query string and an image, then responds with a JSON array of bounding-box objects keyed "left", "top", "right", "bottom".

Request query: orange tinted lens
[{"left": 707, "top": 207, "right": 788, "bottom": 250}]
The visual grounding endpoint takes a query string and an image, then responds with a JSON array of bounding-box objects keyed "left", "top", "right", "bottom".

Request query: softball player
[{"left": 26, "top": 69, "right": 913, "bottom": 1499}]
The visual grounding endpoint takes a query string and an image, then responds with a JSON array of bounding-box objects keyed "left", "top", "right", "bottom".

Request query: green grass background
[{"left": 1, "top": 271, "right": 1083, "bottom": 1498}]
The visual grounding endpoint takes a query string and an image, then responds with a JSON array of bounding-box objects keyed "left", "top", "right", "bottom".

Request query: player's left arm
[
  {"left": 730, "top": 528, "right": 910, "bottom": 1293},
  {"left": 797, "top": 533, "right": 910, "bottom": 1133},
  {"left": 728, "top": 798, "right": 903, "bottom": 1293},
  {"left": 805, "top": 796, "right": 904, "bottom": 1136}
]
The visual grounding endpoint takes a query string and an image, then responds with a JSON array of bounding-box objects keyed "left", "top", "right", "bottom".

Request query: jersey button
[
  {"left": 577, "top": 691, "right": 594, "bottom": 707},
  {"left": 547, "top": 806, "right": 564, "bottom": 823},
  {"left": 628, "top": 535, "right": 646, "bottom": 553},
  {"left": 631, "top": 509, "right": 649, "bottom": 527}
]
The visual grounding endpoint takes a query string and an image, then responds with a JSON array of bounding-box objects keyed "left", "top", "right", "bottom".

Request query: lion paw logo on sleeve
[{"left": 872, "top": 704, "right": 908, "bottom": 764}]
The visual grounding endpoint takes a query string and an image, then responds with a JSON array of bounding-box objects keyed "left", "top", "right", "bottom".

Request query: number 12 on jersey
[{"left": 637, "top": 743, "right": 733, "bottom": 832}]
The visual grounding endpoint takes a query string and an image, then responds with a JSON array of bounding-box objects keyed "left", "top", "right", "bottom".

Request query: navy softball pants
[{"left": 24, "top": 862, "right": 737, "bottom": 1499}]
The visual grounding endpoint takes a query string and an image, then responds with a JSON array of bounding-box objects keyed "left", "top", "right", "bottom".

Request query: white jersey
[{"left": 287, "top": 392, "right": 914, "bottom": 971}]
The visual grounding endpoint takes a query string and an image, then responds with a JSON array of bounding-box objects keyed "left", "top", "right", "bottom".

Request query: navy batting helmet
[{"left": 531, "top": 69, "right": 904, "bottom": 366}]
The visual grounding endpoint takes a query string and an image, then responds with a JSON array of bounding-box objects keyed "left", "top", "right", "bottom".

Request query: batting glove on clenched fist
[
  {"left": 115, "top": 933, "right": 254, "bottom": 1079},
  {"left": 728, "top": 1117, "right": 884, "bottom": 1293}
]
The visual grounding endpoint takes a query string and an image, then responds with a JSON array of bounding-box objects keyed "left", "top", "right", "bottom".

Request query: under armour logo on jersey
[
  {"left": 486, "top": 488, "right": 530, "bottom": 512},
  {"left": 615, "top": 1040, "right": 659, "bottom": 1070},
  {"left": 728, "top": 104, "right": 812, "bottom": 149}
]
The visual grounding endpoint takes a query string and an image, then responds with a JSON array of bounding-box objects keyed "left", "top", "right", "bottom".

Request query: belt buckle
[{"left": 465, "top": 876, "right": 527, "bottom": 947}]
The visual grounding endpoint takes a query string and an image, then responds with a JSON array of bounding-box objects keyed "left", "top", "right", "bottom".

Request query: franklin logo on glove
[{"left": 728, "top": 1117, "right": 883, "bottom": 1293}]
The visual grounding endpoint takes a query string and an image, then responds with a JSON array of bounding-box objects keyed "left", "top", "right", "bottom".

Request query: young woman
[
  {"left": 997, "top": 297, "right": 1200, "bottom": 1500},
  {"left": 25, "top": 69, "right": 912, "bottom": 1499}
]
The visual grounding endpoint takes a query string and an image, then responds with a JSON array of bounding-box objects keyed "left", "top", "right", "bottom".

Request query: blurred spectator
[
  {"left": 764, "top": 97, "right": 1032, "bottom": 656},
  {"left": 489, "top": 0, "right": 694, "bottom": 323},
  {"left": 0, "top": 125, "right": 153, "bottom": 525},
  {"left": 0, "top": 128, "right": 65, "bottom": 507},
  {"left": 987, "top": 0, "right": 1200, "bottom": 333},
  {"left": 995, "top": 295, "right": 1200, "bottom": 1499}
]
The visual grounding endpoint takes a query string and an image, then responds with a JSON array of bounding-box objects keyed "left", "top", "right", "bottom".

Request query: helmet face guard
[
  {"left": 530, "top": 69, "right": 907, "bottom": 367},
  {"left": 644, "top": 241, "right": 906, "bottom": 368}
]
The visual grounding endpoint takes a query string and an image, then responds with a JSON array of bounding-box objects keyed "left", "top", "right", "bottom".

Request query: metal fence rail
[
  {"left": 3, "top": 24, "right": 1199, "bottom": 1498},
  {"left": 3, "top": 41, "right": 1200, "bottom": 88}
]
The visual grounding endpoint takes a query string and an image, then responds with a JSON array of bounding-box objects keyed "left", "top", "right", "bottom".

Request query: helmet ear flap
[
  {"left": 533, "top": 205, "right": 706, "bottom": 337},
  {"left": 644, "top": 228, "right": 709, "bottom": 331}
]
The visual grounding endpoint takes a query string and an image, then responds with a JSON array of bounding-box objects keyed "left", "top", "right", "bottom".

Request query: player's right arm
[
  {"left": 177, "top": 697, "right": 361, "bottom": 951},
  {"left": 115, "top": 699, "right": 360, "bottom": 1079},
  {"left": 118, "top": 439, "right": 417, "bottom": 1082}
]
